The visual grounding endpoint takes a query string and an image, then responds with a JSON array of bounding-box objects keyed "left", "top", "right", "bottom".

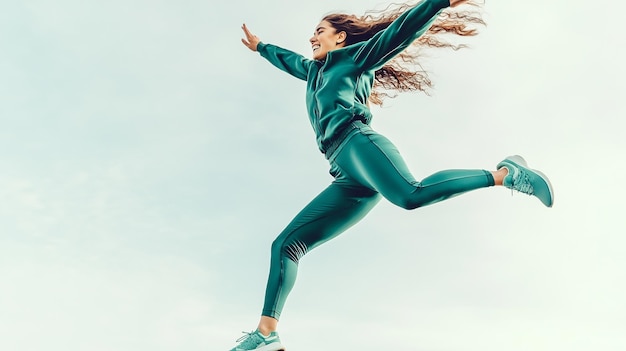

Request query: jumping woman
[{"left": 232, "top": 0, "right": 553, "bottom": 350}]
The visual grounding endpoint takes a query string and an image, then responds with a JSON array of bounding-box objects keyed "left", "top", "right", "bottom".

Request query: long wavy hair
[{"left": 323, "top": 1, "right": 485, "bottom": 105}]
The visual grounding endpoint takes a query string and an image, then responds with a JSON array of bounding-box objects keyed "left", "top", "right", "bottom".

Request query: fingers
[
  {"left": 449, "top": 0, "right": 470, "bottom": 7},
  {"left": 240, "top": 23, "right": 259, "bottom": 51},
  {"left": 241, "top": 23, "right": 254, "bottom": 40},
  {"left": 240, "top": 24, "right": 251, "bottom": 49},
  {"left": 242, "top": 23, "right": 250, "bottom": 35}
]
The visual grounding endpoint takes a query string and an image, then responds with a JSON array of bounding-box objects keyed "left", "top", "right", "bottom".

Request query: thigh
[
  {"left": 275, "top": 179, "right": 381, "bottom": 260},
  {"left": 333, "top": 128, "right": 419, "bottom": 205}
]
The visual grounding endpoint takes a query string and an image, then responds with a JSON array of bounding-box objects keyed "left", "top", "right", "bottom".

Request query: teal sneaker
[
  {"left": 497, "top": 155, "right": 554, "bottom": 207},
  {"left": 229, "top": 329, "right": 285, "bottom": 351}
]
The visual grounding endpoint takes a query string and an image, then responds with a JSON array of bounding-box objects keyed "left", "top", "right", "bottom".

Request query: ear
[{"left": 336, "top": 31, "right": 347, "bottom": 45}]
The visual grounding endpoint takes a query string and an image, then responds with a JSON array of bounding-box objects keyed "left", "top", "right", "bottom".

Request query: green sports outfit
[{"left": 230, "top": 0, "right": 553, "bottom": 350}]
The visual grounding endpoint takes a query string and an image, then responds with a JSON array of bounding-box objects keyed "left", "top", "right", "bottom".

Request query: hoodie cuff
[{"left": 257, "top": 42, "right": 268, "bottom": 55}]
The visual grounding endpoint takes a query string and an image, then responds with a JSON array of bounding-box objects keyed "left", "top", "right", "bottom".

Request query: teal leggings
[{"left": 262, "top": 123, "right": 494, "bottom": 319}]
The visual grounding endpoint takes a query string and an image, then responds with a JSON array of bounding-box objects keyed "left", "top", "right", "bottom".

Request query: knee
[
  {"left": 392, "top": 195, "right": 422, "bottom": 210},
  {"left": 271, "top": 236, "right": 308, "bottom": 264},
  {"left": 399, "top": 200, "right": 421, "bottom": 210},
  {"left": 389, "top": 186, "right": 442, "bottom": 210},
  {"left": 270, "top": 237, "right": 285, "bottom": 257},
  {"left": 395, "top": 194, "right": 444, "bottom": 210}
]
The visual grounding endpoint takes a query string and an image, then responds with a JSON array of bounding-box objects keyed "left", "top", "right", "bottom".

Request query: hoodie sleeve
[
  {"left": 257, "top": 42, "right": 313, "bottom": 81},
  {"left": 353, "top": 0, "right": 450, "bottom": 71}
]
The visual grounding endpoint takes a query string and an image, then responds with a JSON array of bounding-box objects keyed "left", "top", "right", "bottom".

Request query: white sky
[{"left": 1, "top": 0, "right": 625, "bottom": 350}]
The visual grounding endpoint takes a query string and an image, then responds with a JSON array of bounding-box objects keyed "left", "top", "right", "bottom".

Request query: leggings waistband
[{"left": 324, "top": 121, "right": 367, "bottom": 161}]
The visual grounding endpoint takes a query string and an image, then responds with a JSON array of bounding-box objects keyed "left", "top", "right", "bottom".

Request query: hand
[
  {"left": 241, "top": 23, "right": 260, "bottom": 52},
  {"left": 449, "top": 0, "right": 470, "bottom": 7}
]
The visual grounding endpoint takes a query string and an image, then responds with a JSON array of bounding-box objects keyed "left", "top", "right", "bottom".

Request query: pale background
[{"left": 1, "top": 0, "right": 625, "bottom": 350}]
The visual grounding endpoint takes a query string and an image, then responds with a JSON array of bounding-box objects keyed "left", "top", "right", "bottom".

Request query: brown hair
[{"left": 322, "top": 1, "right": 486, "bottom": 105}]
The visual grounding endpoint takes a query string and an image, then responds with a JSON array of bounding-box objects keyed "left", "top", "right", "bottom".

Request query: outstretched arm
[
  {"left": 354, "top": 0, "right": 466, "bottom": 71},
  {"left": 240, "top": 23, "right": 313, "bottom": 81}
]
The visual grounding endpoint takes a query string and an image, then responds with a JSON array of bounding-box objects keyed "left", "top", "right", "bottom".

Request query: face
[{"left": 309, "top": 20, "right": 346, "bottom": 60}]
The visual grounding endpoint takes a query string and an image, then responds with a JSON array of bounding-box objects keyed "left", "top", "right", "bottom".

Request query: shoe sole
[
  {"left": 500, "top": 155, "right": 555, "bottom": 207},
  {"left": 233, "top": 342, "right": 284, "bottom": 351},
  {"left": 250, "top": 342, "right": 285, "bottom": 351}
]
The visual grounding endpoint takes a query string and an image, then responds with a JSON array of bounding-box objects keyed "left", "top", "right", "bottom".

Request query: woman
[{"left": 232, "top": 0, "right": 554, "bottom": 350}]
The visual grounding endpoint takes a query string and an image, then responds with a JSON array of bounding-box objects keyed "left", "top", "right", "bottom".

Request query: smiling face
[{"left": 309, "top": 20, "right": 347, "bottom": 60}]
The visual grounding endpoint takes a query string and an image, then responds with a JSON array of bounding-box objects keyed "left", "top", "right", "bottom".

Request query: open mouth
[{"left": 312, "top": 44, "right": 320, "bottom": 52}]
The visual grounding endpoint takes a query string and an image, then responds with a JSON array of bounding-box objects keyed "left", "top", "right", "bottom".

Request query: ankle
[
  {"left": 257, "top": 328, "right": 275, "bottom": 337},
  {"left": 492, "top": 167, "right": 508, "bottom": 186},
  {"left": 257, "top": 315, "right": 278, "bottom": 336}
]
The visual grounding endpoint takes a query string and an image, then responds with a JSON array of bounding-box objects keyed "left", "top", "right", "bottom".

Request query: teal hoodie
[{"left": 257, "top": 0, "right": 450, "bottom": 155}]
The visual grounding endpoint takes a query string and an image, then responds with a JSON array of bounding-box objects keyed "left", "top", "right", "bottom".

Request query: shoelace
[
  {"left": 512, "top": 169, "right": 534, "bottom": 195},
  {"left": 236, "top": 331, "right": 256, "bottom": 343}
]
